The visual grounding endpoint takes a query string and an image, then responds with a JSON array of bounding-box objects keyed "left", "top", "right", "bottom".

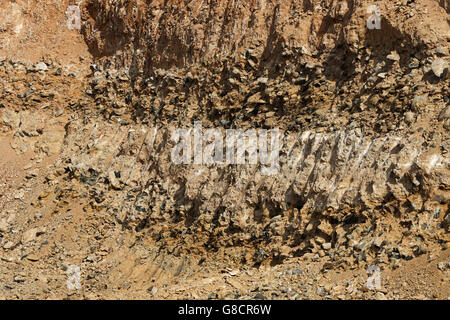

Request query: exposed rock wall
[
  {"left": 55, "top": 0, "right": 449, "bottom": 265},
  {"left": 81, "top": 0, "right": 449, "bottom": 72}
]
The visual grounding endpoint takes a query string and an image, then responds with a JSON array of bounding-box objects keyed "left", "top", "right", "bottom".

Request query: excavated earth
[{"left": 0, "top": 0, "right": 449, "bottom": 299}]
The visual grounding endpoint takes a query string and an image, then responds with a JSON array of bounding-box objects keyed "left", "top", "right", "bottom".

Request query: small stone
[
  {"left": 26, "top": 254, "right": 39, "bottom": 261},
  {"left": 373, "top": 237, "right": 384, "bottom": 248},
  {"left": 257, "top": 77, "right": 268, "bottom": 85},
  {"left": 437, "top": 262, "right": 447, "bottom": 271},
  {"left": 317, "top": 220, "right": 333, "bottom": 236},
  {"left": 14, "top": 275, "right": 26, "bottom": 283},
  {"left": 54, "top": 107, "right": 64, "bottom": 117},
  {"left": 25, "top": 169, "right": 39, "bottom": 179},
  {"left": 435, "top": 47, "right": 448, "bottom": 55},
  {"left": 375, "top": 292, "right": 386, "bottom": 300},
  {"left": 108, "top": 171, "right": 122, "bottom": 190},
  {"left": 245, "top": 49, "right": 257, "bottom": 59},
  {"left": 322, "top": 243, "right": 332, "bottom": 250},
  {"left": 254, "top": 293, "right": 266, "bottom": 300},
  {"left": 3, "top": 241, "right": 15, "bottom": 249},
  {"left": 405, "top": 111, "right": 415, "bottom": 123},
  {"left": 147, "top": 286, "right": 158, "bottom": 295},
  {"left": 35, "top": 62, "right": 48, "bottom": 72},
  {"left": 208, "top": 293, "right": 218, "bottom": 299},
  {"left": 300, "top": 46, "right": 309, "bottom": 55},
  {"left": 305, "top": 62, "right": 315, "bottom": 69},
  {"left": 23, "top": 228, "right": 38, "bottom": 243},
  {"left": 431, "top": 58, "right": 448, "bottom": 78},
  {"left": 7, "top": 213, "right": 15, "bottom": 224},
  {"left": 280, "top": 286, "right": 291, "bottom": 293},
  {"left": 0, "top": 218, "right": 8, "bottom": 232},
  {"left": 14, "top": 190, "right": 25, "bottom": 200},
  {"left": 387, "top": 51, "right": 400, "bottom": 61},
  {"left": 1, "top": 109, "right": 20, "bottom": 129},
  {"left": 246, "top": 59, "right": 256, "bottom": 69},
  {"left": 229, "top": 269, "right": 239, "bottom": 276}
]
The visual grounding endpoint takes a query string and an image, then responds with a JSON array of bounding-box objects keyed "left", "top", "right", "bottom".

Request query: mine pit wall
[{"left": 53, "top": 0, "right": 450, "bottom": 264}]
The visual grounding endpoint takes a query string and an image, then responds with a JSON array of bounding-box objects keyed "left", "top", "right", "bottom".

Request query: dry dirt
[{"left": 0, "top": 0, "right": 449, "bottom": 300}]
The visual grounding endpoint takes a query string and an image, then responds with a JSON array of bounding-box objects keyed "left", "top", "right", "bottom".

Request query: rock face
[
  {"left": 58, "top": 0, "right": 449, "bottom": 265},
  {"left": 0, "top": 0, "right": 449, "bottom": 300},
  {"left": 431, "top": 58, "right": 449, "bottom": 77},
  {"left": 81, "top": 0, "right": 449, "bottom": 72}
]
